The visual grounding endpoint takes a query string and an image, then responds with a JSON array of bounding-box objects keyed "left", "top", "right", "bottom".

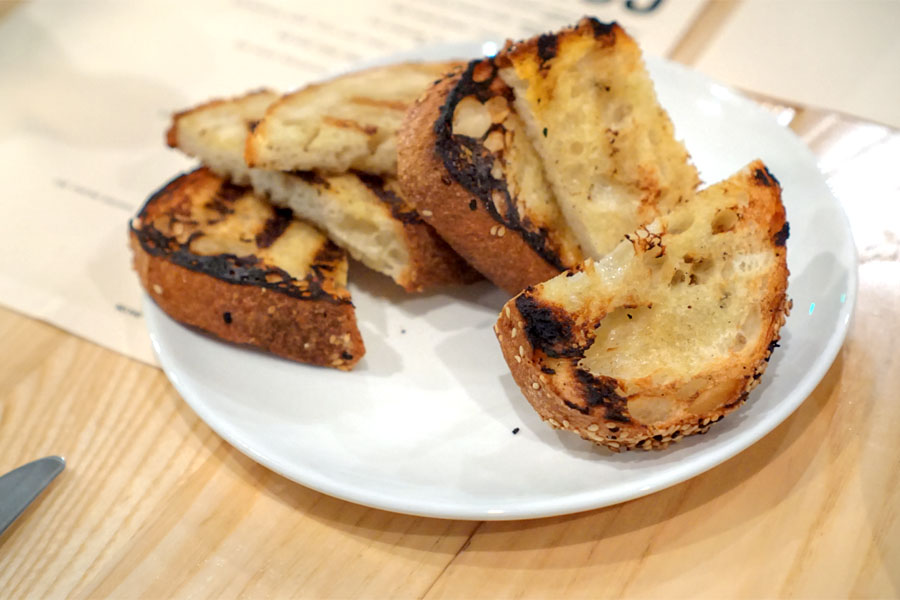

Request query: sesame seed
[
  {"left": 303, "top": 342, "right": 311, "bottom": 349},
  {"left": 152, "top": 284, "right": 163, "bottom": 295},
  {"left": 531, "top": 382, "right": 540, "bottom": 389},
  {"left": 331, "top": 359, "right": 343, "bottom": 366},
  {"left": 587, "top": 424, "right": 600, "bottom": 432},
  {"left": 267, "top": 306, "right": 276, "bottom": 315},
  {"left": 505, "top": 307, "right": 510, "bottom": 318},
  {"left": 518, "top": 345, "right": 525, "bottom": 357},
  {"left": 421, "top": 209, "right": 433, "bottom": 217},
  {"left": 605, "top": 423, "right": 617, "bottom": 430},
  {"left": 514, "top": 355, "right": 522, "bottom": 363},
  {"left": 547, "top": 418, "right": 560, "bottom": 428},
  {"left": 329, "top": 335, "right": 336, "bottom": 344},
  {"left": 496, "top": 226, "right": 505, "bottom": 237},
  {"left": 343, "top": 333, "right": 350, "bottom": 343},
  {"left": 511, "top": 327, "right": 517, "bottom": 338},
  {"left": 539, "top": 374, "right": 547, "bottom": 383},
  {"left": 562, "top": 420, "right": 570, "bottom": 428}
]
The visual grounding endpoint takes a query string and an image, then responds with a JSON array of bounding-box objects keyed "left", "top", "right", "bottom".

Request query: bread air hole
[
  {"left": 711, "top": 207, "right": 739, "bottom": 234},
  {"left": 452, "top": 97, "right": 491, "bottom": 139},
  {"left": 667, "top": 212, "right": 694, "bottom": 235}
]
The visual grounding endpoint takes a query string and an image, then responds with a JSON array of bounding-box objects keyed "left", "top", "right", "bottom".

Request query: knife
[{"left": 0, "top": 456, "right": 66, "bottom": 536}]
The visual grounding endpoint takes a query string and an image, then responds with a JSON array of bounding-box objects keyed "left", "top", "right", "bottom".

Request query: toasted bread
[
  {"left": 167, "top": 90, "right": 480, "bottom": 292},
  {"left": 398, "top": 64, "right": 585, "bottom": 294},
  {"left": 496, "top": 18, "right": 700, "bottom": 258},
  {"left": 130, "top": 168, "right": 364, "bottom": 370},
  {"left": 495, "top": 161, "right": 790, "bottom": 450},
  {"left": 246, "top": 62, "right": 461, "bottom": 175}
]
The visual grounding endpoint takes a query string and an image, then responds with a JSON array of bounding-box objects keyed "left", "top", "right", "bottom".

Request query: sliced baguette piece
[
  {"left": 496, "top": 18, "right": 700, "bottom": 259},
  {"left": 495, "top": 161, "right": 790, "bottom": 450},
  {"left": 167, "top": 90, "right": 480, "bottom": 292},
  {"left": 246, "top": 61, "right": 461, "bottom": 175},
  {"left": 398, "top": 63, "right": 584, "bottom": 295},
  {"left": 130, "top": 167, "right": 364, "bottom": 370}
]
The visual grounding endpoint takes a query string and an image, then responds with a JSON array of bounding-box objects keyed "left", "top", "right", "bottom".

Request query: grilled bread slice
[
  {"left": 130, "top": 168, "right": 364, "bottom": 370},
  {"left": 246, "top": 61, "right": 461, "bottom": 175},
  {"left": 496, "top": 18, "right": 700, "bottom": 258},
  {"left": 399, "top": 63, "right": 585, "bottom": 294},
  {"left": 495, "top": 161, "right": 790, "bottom": 450},
  {"left": 167, "top": 90, "right": 480, "bottom": 292}
]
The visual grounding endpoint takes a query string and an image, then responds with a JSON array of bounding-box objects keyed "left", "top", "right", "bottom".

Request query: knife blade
[{"left": 0, "top": 456, "right": 65, "bottom": 536}]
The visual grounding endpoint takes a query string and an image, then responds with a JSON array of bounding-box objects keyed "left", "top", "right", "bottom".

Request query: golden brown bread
[
  {"left": 496, "top": 18, "right": 700, "bottom": 259},
  {"left": 246, "top": 62, "right": 462, "bottom": 175},
  {"left": 168, "top": 89, "right": 480, "bottom": 293},
  {"left": 398, "top": 65, "right": 583, "bottom": 295},
  {"left": 495, "top": 161, "right": 790, "bottom": 450},
  {"left": 130, "top": 168, "right": 364, "bottom": 370}
]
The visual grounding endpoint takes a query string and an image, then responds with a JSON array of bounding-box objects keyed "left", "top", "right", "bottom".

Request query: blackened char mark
[
  {"left": 564, "top": 399, "right": 590, "bottom": 415},
  {"left": 130, "top": 222, "right": 349, "bottom": 305},
  {"left": 753, "top": 166, "right": 780, "bottom": 188},
  {"left": 206, "top": 180, "right": 244, "bottom": 215},
  {"left": 354, "top": 171, "right": 423, "bottom": 225},
  {"left": 255, "top": 206, "right": 293, "bottom": 249},
  {"left": 586, "top": 17, "right": 617, "bottom": 41},
  {"left": 433, "top": 59, "right": 565, "bottom": 270},
  {"left": 537, "top": 33, "right": 558, "bottom": 64},
  {"left": 574, "top": 369, "right": 630, "bottom": 422},
  {"left": 308, "top": 241, "right": 345, "bottom": 283},
  {"left": 515, "top": 292, "right": 585, "bottom": 358},
  {"left": 764, "top": 339, "right": 781, "bottom": 362},
  {"left": 773, "top": 221, "right": 790, "bottom": 247},
  {"left": 290, "top": 170, "right": 332, "bottom": 190}
]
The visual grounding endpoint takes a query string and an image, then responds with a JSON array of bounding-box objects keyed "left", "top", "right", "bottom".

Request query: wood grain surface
[{"left": 2, "top": 5, "right": 899, "bottom": 598}]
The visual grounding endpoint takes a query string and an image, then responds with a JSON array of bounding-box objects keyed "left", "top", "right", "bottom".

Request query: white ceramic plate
[{"left": 145, "top": 47, "right": 857, "bottom": 520}]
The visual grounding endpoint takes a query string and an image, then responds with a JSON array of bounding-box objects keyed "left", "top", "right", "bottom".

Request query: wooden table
[{"left": 2, "top": 8, "right": 899, "bottom": 599}]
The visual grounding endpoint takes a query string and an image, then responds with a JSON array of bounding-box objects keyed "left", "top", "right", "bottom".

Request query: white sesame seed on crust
[
  {"left": 539, "top": 374, "right": 547, "bottom": 383},
  {"left": 303, "top": 342, "right": 311, "bottom": 349},
  {"left": 267, "top": 306, "right": 276, "bottom": 315},
  {"left": 531, "top": 382, "right": 540, "bottom": 389},
  {"left": 518, "top": 345, "right": 525, "bottom": 357},
  {"left": 490, "top": 225, "right": 498, "bottom": 236},
  {"left": 329, "top": 335, "right": 337, "bottom": 344},
  {"left": 511, "top": 327, "right": 517, "bottom": 338},
  {"left": 331, "top": 359, "right": 343, "bottom": 366},
  {"left": 587, "top": 424, "right": 600, "bottom": 432},
  {"left": 514, "top": 355, "right": 522, "bottom": 363},
  {"left": 496, "top": 226, "right": 506, "bottom": 237},
  {"left": 505, "top": 307, "right": 511, "bottom": 318},
  {"left": 547, "top": 418, "right": 561, "bottom": 428},
  {"left": 421, "top": 209, "right": 433, "bottom": 217},
  {"left": 562, "top": 420, "right": 570, "bottom": 428},
  {"left": 152, "top": 284, "right": 163, "bottom": 295}
]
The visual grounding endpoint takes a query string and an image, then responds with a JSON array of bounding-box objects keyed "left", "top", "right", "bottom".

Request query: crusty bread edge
[
  {"left": 494, "top": 161, "right": 792, "bottom": 450},
  {"left": 129, "top": 230, "right": 365, "bottom": 371},
  {"left": 397, "top": 218, "right": 484, "bottom": 292},
  {"left": 397, "top": 72, "right": 562, "bottom": 296}
]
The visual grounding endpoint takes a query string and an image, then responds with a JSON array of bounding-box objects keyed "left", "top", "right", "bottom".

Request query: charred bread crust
[
  {"left": 398, "top": 66, "right": 566, "bottom": 295},
  {"left": 355, "top": 172, "right": 482, "bottom": 291},
  {"left": 496, "top": 294, "right": 790, "bottom": 451},
  {"left": 495, "top": 161, "right": 791, "bottom": 450},
  {"left": 495, "top": 17, "right": 622, "bottom": 68},
  {"left": 130, "top": 169, "right": 365, "bottom": 370}
]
